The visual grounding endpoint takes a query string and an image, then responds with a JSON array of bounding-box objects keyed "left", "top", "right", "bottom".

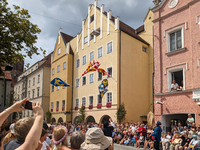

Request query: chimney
[
  {"left": 59, "top": 28, "right": 62, "bottom": 34},
  {"left": 101, "top": 4, "right": 104, "bottom": 12},
  {"left": 94, "top": 0, "right": 98, "bottom": 7}
]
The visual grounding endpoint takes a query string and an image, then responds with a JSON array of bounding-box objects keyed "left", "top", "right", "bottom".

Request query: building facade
[
  {"left": 14, "top": 54, "right": 52, "bottom": 119},
  {"left": 152, "top": 0, "right": 200, "bottom": 132}
]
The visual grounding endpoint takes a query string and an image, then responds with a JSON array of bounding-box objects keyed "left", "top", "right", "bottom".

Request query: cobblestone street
[{"left": 114, "top": 144, "right": 139, "bottom": 150}]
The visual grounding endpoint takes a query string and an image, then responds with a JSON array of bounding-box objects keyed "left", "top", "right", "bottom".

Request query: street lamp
[{"left": 3, "top": 64, "right": 13, "bottom": 107}]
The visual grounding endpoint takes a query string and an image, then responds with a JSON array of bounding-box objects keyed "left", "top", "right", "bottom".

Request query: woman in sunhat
[{"left": 81, "top": 127, "right": 113, "bottom": 150}]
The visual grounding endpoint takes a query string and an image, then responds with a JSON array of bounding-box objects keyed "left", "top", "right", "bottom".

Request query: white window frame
[
  {"left": 90, "top": 51, "right": 94, "bottom": 62},
  {"left": 106, "top": 66, "right": 113, "bottom": 78},
  {"left": 75, "top": 98, "right": 79, "bottom": 107},
  {"left": 167, "top": 27, "right": 184, "bottom": 53},
  {"left": 89, "top": 73, "right": 94, "bottom": 84},
  {"left": 97, "top": 94, "right": 102, "bottom": 104},
  {"left": 52, "top": 68, "right": 55, "bottom": 75},
  {"left": 56, "top": 101, "right": 59, "bottom": 108},
  {"left": 97, "top": 46, "right": 103, "bottom": 58},
  {"left": 63, "top": 62, "right": 66, "bottom": 70},
  {"left": 97, "top": 71, "right": 103, "bottom": 81},
  {"left": 84, "top": 36, "right": 88, "bottom": 44},
  {"left": 82, "top": 76, "right": 86, "bottom": 86},
  {"left": 75, "top": 78, "right": 79, "bottom": 88},
  {"left": 62, "top": 100, "right": 65, "bottom": 107},
  {"left": 88, "top": 95, "right": 94, "bottom": 106},
  {"left": 106, "top": 91, "right": 113, "bottom": 103},
  {"left": 168, "top": 67, "right": 185, "bottom": 92},
  {"left": 58, "top": 48, "right": 61, "bottom": 55},
  {"left": 76, "top": 58, "right": 80, "bottom": 68},
  {"left": 57, "top": 86, "right": 59, "bottom": 90},
  {"left": 37, "top": 88, "right": 40, "bottom": 97},
  {"left": 82, "top": 55, "right": 87, "bottom": 65},
  {"left": 81, "top": 97, "right": 86, "bottom": 106},
  {"left": 57, "top": 65, "right": 60, "bottom": 73},
  {"left": 106, "top": 41, "right": 113, "bottom": 54}
]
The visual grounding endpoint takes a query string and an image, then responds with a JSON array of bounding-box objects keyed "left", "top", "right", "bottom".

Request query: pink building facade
[{"left": 152, "top": 0, "right": 200, "bottom": 133}]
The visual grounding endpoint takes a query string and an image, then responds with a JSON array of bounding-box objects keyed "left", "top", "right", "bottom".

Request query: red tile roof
[
  {"left": 60, "top": 32, "right": 74, "bottom": 45},
  {"left": 136, "top": 25, "right": 145, "bottom": 34}
]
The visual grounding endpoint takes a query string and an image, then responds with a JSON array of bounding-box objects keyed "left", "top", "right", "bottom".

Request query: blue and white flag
[{"left": 50, "top": 78, "right": 70, "bottom": 87}]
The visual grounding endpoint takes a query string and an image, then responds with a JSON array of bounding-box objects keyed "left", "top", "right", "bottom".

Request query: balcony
[
  {"left": 89, "top": 105, "right": 93, "bottom": 109},
  {"left": 106, "top": 102, "right": 111, "bottom": 108},
  {"left": 97, "top": 103, "right": 102, "bottom": 109}
]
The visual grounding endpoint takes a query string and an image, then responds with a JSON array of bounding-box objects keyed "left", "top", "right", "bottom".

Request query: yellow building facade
[{"left": 50, "top": 0, "right": 153, "bottom": 124}]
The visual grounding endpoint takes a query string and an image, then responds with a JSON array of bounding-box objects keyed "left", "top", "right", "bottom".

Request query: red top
[{"left": 138, "top": 127, "right": 146, "bottom": 136}]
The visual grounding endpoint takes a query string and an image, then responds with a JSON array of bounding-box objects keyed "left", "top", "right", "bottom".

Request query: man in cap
[
  {"left": 151, "top": 121, "right": 162, "bottom": 150},
  {"left": 186, "top": 114, "right": 194, "bottom": 130}
]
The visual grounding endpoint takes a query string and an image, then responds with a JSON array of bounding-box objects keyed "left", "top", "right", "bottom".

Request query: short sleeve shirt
[
  {"left": 171, "top": 83, "right": 178, "bottom": 89},
  {"left": 187, "top": 117, "right": 194, "bottom": 126}
]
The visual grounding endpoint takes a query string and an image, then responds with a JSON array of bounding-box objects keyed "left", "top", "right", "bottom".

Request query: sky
[{"left": 7, "top": 0, "right": 155, "bottom": 67}]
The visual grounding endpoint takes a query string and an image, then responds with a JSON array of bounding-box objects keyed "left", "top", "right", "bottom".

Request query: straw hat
[{"left": 81, "top": 127, "right": 112, "bottom": 150}]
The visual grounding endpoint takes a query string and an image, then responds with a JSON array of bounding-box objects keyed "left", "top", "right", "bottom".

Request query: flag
[
  {"left": 97, "top": 68, "right": 107, "bottom": 76},
  {"left": 82, "top": 68, "right": 97, "bottom": 76},
  {"left": 82, "top": 60, "right": 100, "bottom": 76},
  {"left": 50, "top": 78, "right": 70, "bottom": 87},
  {"left": 98, "top": 79, "right": 108, "bottom": 99}
]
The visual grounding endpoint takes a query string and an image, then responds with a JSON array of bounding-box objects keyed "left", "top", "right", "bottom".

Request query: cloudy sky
[{"left": 7, "top": 0, "right": 154, "bottom": 67}]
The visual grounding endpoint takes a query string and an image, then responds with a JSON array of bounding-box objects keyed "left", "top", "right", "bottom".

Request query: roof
[
  {"left": 60, "top": 32, "right": 74, "bottom": 45},
  {"left": 0, "top": 67, "right": 12, "bottom": 80},
  {"left": 136, "top": 25, "right": 145, "bottom": 34},
  {"left": 120, "top": 21, "right": 149, "bottom": 45}
]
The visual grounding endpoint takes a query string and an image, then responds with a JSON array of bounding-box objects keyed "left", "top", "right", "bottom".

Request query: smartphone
[{"left": 24, "top": 101, "right": 32, "bottom": 110}]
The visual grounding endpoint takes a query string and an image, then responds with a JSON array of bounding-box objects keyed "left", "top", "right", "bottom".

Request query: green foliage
[
  {"left": 116, "top": 103, "right": 127, "bottom": 123},
  {"left": 0, "top": 0, "right": 45, "bottom": 67},
  {"left": 45, "top": 110, "right": 52, "bottom": 123},
  {"left": 78, "top": 106, "right": 85, "bottom": 123},
  {"left": 25, "top": 63, "right": 30, "bottom": 69}
]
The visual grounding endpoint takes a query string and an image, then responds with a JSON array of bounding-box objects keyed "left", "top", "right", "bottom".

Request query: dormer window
[{"left": 58, "top": 48, "right": 61, "bottom": 55}]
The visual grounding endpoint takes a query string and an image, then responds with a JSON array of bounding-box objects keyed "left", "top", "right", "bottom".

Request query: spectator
[
  {"left": 102, "top": 122, "right": 114, "bottom": 138},
  {"left": 188, "top": 135, "right": 198, "bottom": 150},
  {"left": 144, "top": 133, "right": 153, "bottom": 149},
  {"left": 3, "top": 123, "right": 16, "bottom": 145},
  {"left": 171, "top": 80, "right": 179, "bottom": 91},
  {"left": 151, "top": 121, "right": 162, "bottom": 150},
  {"left": 178, "top": 123, "right": 184, "bottom": 134},
  {"left": 186, "top": 114, "right": 194, "bottom": 130},
  {"left": 81, "top": 127, "right": 113, "bottom": 150},
  {"left": 169, "top": 134, "right": 182, "bottom": 150},
  {"left": 136, "top": 132, "right": 144, "bottom": 148},
  {"left": 179, "top": 133, "right": 190, "bottom": 150},
  {"left": 70, "top": 131, "right": 85, "bottom": 150},
  {"left": 161, "top": 134, "right": 170, "bottom": 150}
]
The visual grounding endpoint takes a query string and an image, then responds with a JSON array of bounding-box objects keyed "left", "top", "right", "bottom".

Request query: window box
[
  {"left": 75, "top": 107, "right": 78, "bottom": 110},
  {"left": 97, "top": 104, "right": 102, "bottom": 109},
  {"left": 56, "top": 108, "right": 58, "bottom": 111},
  {"left": 106, "top": 102, "right": 111, "bottom": 108},
  {"left": 62, "top": 107, "right": 65, "bottom": 111},
  {"left": 89, "top": 105, "right": 93, "bottom": 109},
  {"left": 51, "top": 109, "right": 53, "bottom": 112}
]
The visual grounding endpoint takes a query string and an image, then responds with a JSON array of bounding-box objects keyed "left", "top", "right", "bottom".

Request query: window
[
  {"left": 90, "top": 15, "right": 94, "bottom": 23},
  {"left": 31, "top": 68, "right": 33, "bottom": 72},
  {"left": 56, "top": 101, "right": 59, "bottom": 108},
  {"left": 63, "top": 62, "right": 66, "bottom": 70},
  {"left": 75, "top": 79, "right": 79, "bottom": 88},
  {"left": 82, "top": 55, "right": 86, "bottom": 65},
  {"left": 75, "top": 98, "right": 79, "bottom": 107},
  {"left": 169, "top": 29, "right": 182, "bottom": 52},
  {"left": 107, "top": 41, "right": 113, "bottom": 54},
  {"left": 97, "top": 94, "right": 102, "bottom": 104},
  {"left": 32, "top": 90, "right": 35, "bottom": 99},
  {"left": 62, "top": 100, "right": 65, "bottom": 107},
  {"left": 52, "top": 68, "right": 55, "bottom": 75},
  {"left": 57, "top": 65, "right": 60, "bottom": 72},
  {"left": 98, "top": 72, "right": 102, "bottom": 81},
  {"left": 107, "top": 67, "right": 112, "bottom": 78},
  {"left": 51, "top": 102, "right": 53, "bottom": 109},
  {"left": 90, "top": 51, "right": 94, "bottom": 61},
  {"left": 15, "top": 87, "right": 17, "bottom": 93},
  {"left": 28, "top": 91, "right": 30, "bottom": 99},
  {"left": 107, "top": 92, "right": 112, "bottom": 103},
  {"left": 89, "top": 73, "right": 94, "bottom": 84},
  {"left": 90, "top": 34, "right": 94, "bottom": 40},
  {"left": 37, "top": 88, "right": 40, "bottom": 97},
  {"left": 58, "top": 48, "right": 61, "bottom": 55},
  {"left": 84, "top": 36, "right": 88, "bottom": 44},
  {"left": 76, "top": 59, "right": 80, "bottom": 68},
  {"left": 89, "top": 96, "right": 93, "bottom": 105},
  {"left": 52, "top": 86, "right": 54, "bottom": 92},
  {"left": 57, "top": 86, "right": 59, "bottom": 90},
  {"left": 168, "top": 68, "right": 184, "bottom": 92},
  {"left": 33, "top": 77, "right": 35, "bottom": 85},
  {"left": 142, "top": 46, "right": 147, "bottom": 53},
  {"left": 82, "top": 76, "right": 86, "bottom": 86},
  {"left": 29, "top": 80, "right": 31, "bottom": 87},
  {"left": 82, "top": 97, "right": 86, "bottom": 106},
  {"left": 38, "top": 75, "right": 40, "bottom": 83},
  {"left": 98, "top": 47, "right": 103, "bottom": 58}
]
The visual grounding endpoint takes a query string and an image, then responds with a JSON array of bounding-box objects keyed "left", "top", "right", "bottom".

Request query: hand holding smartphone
[{"left": 24, "top": 101, "right": 32, "bottom": 110}]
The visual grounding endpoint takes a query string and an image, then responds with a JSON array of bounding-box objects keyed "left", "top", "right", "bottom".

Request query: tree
[
  {"left": 0, "top": 0, "right": 45, "bottom": 68},
  {"left": 78, "top": 106, "right": 85, "bottom": 123},
  {"left": 116, "top": 103, "right": 127, "bottom": 123},
  {"left": 45, "top": 110, "right": 52, "bottom": 123}
]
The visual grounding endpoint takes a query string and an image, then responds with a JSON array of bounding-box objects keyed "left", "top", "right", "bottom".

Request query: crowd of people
[{"left": 0, "top": 98, "right": 199, "bottom": 150}]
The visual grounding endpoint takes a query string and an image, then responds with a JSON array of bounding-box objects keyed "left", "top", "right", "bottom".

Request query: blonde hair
[
  {"left": 14, "top": 117, "right": 34, "bottom": 142},
  {"left": 53, "top": 127, "right": 68, "bottom": 150}
]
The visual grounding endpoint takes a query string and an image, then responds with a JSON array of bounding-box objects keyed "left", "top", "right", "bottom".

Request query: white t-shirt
[
  {"left": 187, "top": 117, "right": 194, "bottom": 126},
  {"left": 171, "top": 83, "right": 178, "bottom": 89}
]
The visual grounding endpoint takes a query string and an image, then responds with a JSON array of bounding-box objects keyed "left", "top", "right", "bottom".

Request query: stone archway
[
  {"left": 86, "top": 116, "right": 95, "bottom": 123},
  {"left": 100, "top": 115, "right": 111, "bottom": 124},
  {"left": 74, "top": 116, "right": 79, "bottom": 124},
  {"left": 51, "top": 118, "right": 56, "bottom": 123},
  {"left": 58, "top": 117, "right": 63, "bottom": 123}
]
